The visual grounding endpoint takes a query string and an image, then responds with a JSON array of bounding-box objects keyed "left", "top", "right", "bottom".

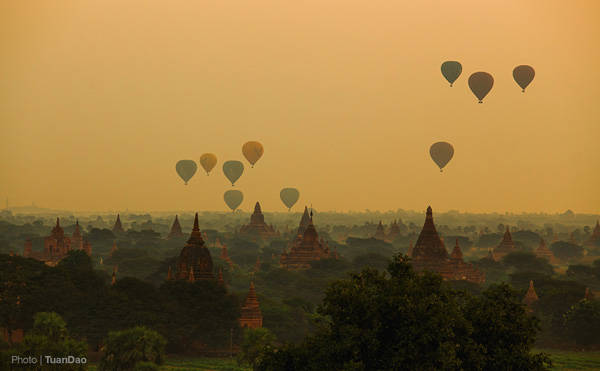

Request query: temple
[
  {"left": 387, "top": 220, "right": 401, "bottom": 241},
  {"left": 585, "top": 221, "right": 600, "bottom": 247},
  {"left": 167, "top": 215, "right": 184, "bottom": 239},
  {"left": 523, "top": 280, "right": 539, "bottom": 312},
  {"left": 535, "top": 238, "right": 556, "bottom": 264},
  {"left": 175, "top": 213, "right": 215, "bottom": 281},
  {"left": 492, "top": 227, "right": 516, "bottom": 261},
  {"left": 112, "top": 214, "right": 125, "bottom": 234},
  {"left": 238, "top": 202, "right": 278, "bottom": 240},
  {"left": 280, "top": 209, "right": 331, "bottom": 270},
  {"left": 239, "top": 282, "right": 263, "bottom": 329},
  {"left": 373, "top": 221, "right": 386, "bottom": 240},
  {"left": 410, "top": 207, "right": 484, "bottom": 283},
  {"left": 24, "top": 218, "right": 92, "bottom": 266}
]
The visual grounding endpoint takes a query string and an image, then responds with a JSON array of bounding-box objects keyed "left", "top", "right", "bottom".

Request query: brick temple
[
  {"left": 173, "top": 213, "right": 214, "bottom": 281},
  {"left": 411, "top": 207, "right": 484, "bottom": 283},
  {"left": 280, "top": 209, "right": 331, "bottom": 270},
  {"left": 238, "top": 202, "right": 278, "bottom": 240},
  {"left": 24, "top": 218, "right": 91, "bottom": 266}
]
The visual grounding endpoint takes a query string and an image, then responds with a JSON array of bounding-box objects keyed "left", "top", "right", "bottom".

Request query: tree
[
  {"left": 237, "top": 328, "right": 277, "bottom": 368},
  {"left": 257, "top": 255, "right": 551, "bottom": 371},
  {"left": 502, "top": 252, "right": 554, "bottom": 276},
  {"left": 563, "top": 299, "right": 600, "bottom": 347},
  {"left": 99, "top": 326, "right": 166, "bottom": 371},
  {"left": 551, "top": 241, "right": 584, "bottom": 261},
  {"left": 3, "top": 312, "right": 87, "bottom": 371}
]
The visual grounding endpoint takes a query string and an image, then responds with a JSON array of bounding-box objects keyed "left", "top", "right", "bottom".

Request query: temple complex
[
  {"left": 280, "top": 210, "right": 331, "bottom": 270},
  {"left": 493, "top": 227, "right": 516, "bottom": 261},
  {"left": 410, "top": 207, "right": 484, "bottom": 283},
  {"left": 167, "top": 215, "right": 184, "bottom": 239},
  {"left": 112, "top": 214, "right": 125, "bottom": 234},
  {"left": 373, "top": 221, "right": 386, "bottom": 240},
  {"left": 523, "top": 280, "right": 539, "bottom": 312},
  {"left": 239, "top": 282, "right": 263, "bottom": 329},
  {"left": 238, "top": 202, "right": 278, "bottom": 240},
  {"left": 24, "top": 218, "right": 91, "bottom": 266},
  {"left": 535, "top": 238, "right": 557, "bottom": 264},
  {"left": 175, "top": 213, "right": 215, "bottom": 281}
]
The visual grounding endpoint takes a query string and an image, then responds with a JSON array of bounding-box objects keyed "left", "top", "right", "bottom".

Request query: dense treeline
[{"left": 0, "top": 252, "right": 240, "bottom": 353}]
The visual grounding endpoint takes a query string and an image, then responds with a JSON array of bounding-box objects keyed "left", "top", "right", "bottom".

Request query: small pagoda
[
  {"left": 373, "top": 221, "right": 386, "bottom": 240},
  {"left": 239, "top": 282, "right": 263, "bottom": 329},
  {"left": 167, "top": 215, "right": 184, "bottom": 239},
  {"left": 493, "top": 227, "right": 516, "bottom": 261},
  {"left": 535, "top": 238, "right": 556, "bottom": 264},
  {"left": 523, "top": 280, "right": 539, "bottom": 312},
  {"left": 112, "top": 214, "right": 125, "bottom": 234}
]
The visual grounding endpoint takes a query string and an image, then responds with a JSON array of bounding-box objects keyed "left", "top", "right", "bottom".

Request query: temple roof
[{"left": 412, "top": 206, "right": 448, "bottom": 261}]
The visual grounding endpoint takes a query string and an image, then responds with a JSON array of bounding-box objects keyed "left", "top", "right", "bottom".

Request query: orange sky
[{"left": 1, "top": 1, "right": 599, "bottom": 213}]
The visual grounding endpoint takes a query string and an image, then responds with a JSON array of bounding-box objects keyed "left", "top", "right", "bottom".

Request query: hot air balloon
[
  {"left": 468, "top": 72, "right": 494, "bottom": 103},
  {"left": 513, "top": 65, "right": 535, "bottom": 92},
  {"left": 242, "top": 141, "right": 264, "bottom": 168},
  {"left": 199, "top": 153, "right": 218, "bottom": 175},
  {"left": 280, "top": 188, "right": 300, "bottom": 211},
  {"left": 429, "top": 142, "right": 454, "bottom": 172},
  {"left": 223, "top": 160, "right": 244, "bottom": 186},
  {"left": 441, "top": 61, "right": 462, "bottom": 87},
  {"left": 224, "top": 190, "right": 243, "bottom": 212},
  {"left": 175, "top": 160, "right": 198, "bottom": 185}
]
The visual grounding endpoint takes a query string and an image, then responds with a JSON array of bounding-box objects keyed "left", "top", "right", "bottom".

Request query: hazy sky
[{"left": 1, "top": 1, "right": 599, "bottom": 213}]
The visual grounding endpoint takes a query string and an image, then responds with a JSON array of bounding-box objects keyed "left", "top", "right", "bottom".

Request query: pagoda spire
[
  {"left": 168, "top": 215, "right": 183, "bottom": 239},
  {"left": 450, "top": 239, "right": 463, "bottom": 261},
  {"left": 523, "top": 280, "right": 539, "bottom": 308},
  {"left": 187, "top": 213, "right": 204, "bottom": 244}
]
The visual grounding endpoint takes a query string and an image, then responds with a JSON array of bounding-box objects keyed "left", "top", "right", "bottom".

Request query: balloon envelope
[
  {"left": 200, "top": 153, "right": 218, "bottom": 175},
  {"left": 175, "top": 160, "right": 198, "bottom": 185},
  {"left": 513, "top": 65, "right": 535, "bottom": 92},
  {"left": 441, "top": 61, "right": 462, "bottom": 86},
  {"left": 224, "top": 190, "right": 244, "bottom": 211},
  {"left": 280, "top": 188, "right": 300, "bottom": 210},
  {"left": 222, "top": 160, "right": 244, "bottom": 185},
  {"left": 468, "top": 72, "right": 494, "bottom": 103},
  {"left": 429, "top": 142, "right": 454, "bottom": 172},
  {"left": 242, "top": 141, "right": 264, "bottom": 167}
]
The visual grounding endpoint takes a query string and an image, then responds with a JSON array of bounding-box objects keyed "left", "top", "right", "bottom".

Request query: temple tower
[
  {"left": 175, "top": 213, "right": 215, "bottom": 281},
  {"left": 239, "top": 282, "right": 263, "bottom": 329},
  {"left": 167, "top": 215, "right": 184, "bottom": 239},
  {"left": 112, "top": 214, "right": 125, "bottom": 234}
]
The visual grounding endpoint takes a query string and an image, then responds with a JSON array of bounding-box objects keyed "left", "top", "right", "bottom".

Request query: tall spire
[
  {"left": 254, "top": 202, "right": 262, "bottom": 214},
  {"left": 186, "top": 213, "right": 204, "bottom": 244},
  {"left": 113, "top": 214, "right": 124, "bottom": 233},
  {"left": 168, "top": 215, "right": 183, "bottom": 239},
  {"left": 56, "top": 217, "right": 60, "bottom": 228}
]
